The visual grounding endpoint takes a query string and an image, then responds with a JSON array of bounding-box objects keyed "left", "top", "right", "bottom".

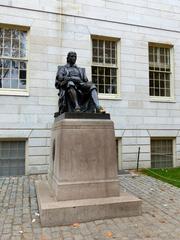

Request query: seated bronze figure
[{"left": 55, "top": 51, "right": 105, "bottom": 115}]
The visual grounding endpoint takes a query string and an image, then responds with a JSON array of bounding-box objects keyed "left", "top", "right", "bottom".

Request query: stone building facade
[{"left": 0, "top": 0, "right": 180, "bottom": 175}]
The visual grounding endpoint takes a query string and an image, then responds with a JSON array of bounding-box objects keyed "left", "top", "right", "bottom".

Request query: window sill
[
  {"left": 0, "top": 90, "right": 29, "bottom": 96},
  {"left": 98, "top": 94, "right": 122, "bottom": 100},
  {"left": 150, "top": 97, "right": 176, "bottom": 103}
]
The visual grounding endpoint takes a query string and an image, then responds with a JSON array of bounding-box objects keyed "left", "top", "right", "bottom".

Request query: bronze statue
[{"left": 55, "top": 51, "right": 105, "bottom": 115}]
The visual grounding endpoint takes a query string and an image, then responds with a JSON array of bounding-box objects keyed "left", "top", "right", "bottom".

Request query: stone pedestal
[{"left": 36, "top": 113, "right": 142, "bottom": 226}]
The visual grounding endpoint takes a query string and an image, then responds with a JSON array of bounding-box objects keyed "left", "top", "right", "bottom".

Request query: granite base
[{"left": 36, "top": 181, "right": 142, "bottom": 227}]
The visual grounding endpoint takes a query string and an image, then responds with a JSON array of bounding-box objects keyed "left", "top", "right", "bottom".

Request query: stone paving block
[
  {"left": 1, "top": 235, "right": 11, "bottom": 240},
  {"left": 0, "top": 174, "right": 180, "bottom": 239}
]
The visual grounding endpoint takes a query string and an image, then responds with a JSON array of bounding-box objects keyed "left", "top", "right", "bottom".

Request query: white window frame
[
  {"left": 149, "top": 42, "right": 174, "bottom": 102},
  {"left": 0, "top": 24, "right": 29, "bottom": 96},
  {"left": 91, "top": 35, "right": 121, "bottom": 100}
]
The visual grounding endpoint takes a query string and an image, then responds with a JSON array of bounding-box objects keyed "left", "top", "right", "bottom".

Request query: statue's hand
[
  {"left": 72, "top": 77, "right": 82, "bottom": 84},
  {"left": 64, "top": 76, "right": 71, "bottom": 81},
  {"left": 60, "top": 76, "right": 70, "bottom": 86}
]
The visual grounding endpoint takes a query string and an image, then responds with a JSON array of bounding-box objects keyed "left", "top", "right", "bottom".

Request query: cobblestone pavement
[{"left": 0, "top": 174, "right": 179, "bottom": 240}]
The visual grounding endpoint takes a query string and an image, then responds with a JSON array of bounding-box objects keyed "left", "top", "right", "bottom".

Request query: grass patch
[{"left": 142, "top": 167, "right": 180, "bottom": 188}]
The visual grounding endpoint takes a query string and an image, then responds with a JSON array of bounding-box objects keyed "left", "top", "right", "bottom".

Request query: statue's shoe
[
  {"left": 96, "top": 106, "right": 106, "bottom": 113},
  {"left": 75, "top": 106, "right": 81, "bottom": 112}
]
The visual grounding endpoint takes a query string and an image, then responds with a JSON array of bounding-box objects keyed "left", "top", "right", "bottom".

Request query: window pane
[
  {"left": 105, "top": 68, "right": 110, "bottom": 76},
  {"left": 92, "top": 76, "right": 97, "bottom": 84},
  {"left": 11, "top": 79, "right": 18, "bottom": 88},
  {"left": 112, "top": 77, "right": 117, "bottom": 84},
  {"left": 19, "top": 79, "right": 26, "bottom": 89},
  {"left": 150, "top": 88, "right": 154, "bottom": 96},
  {"left": 93, "top": 48, "right": 97, "bottom": 57},
  {"left": 3, "top": 59, "right": 11, "bottom": 68},
  {"left": 149, "top": 54, "right": 153, "bottom": 62},
  {"left": 3, "top": 68, "right": 10, "bottom": 78},
  {"left": 3, "top": 78, "right": 10, "bottom": 88},
  {"left": 105, "top": 85, "right": 111, "bottom": 93},
  {"left": 160, "top": 81, "right": 164, "bottom": 88},
  {"left": 99, "top": 40, "right": 103, "bottom": 48},
  {"left": 105, "top": 77, "right": 110, "bottom": 84},
  {"left": 12, "top": 39, "right": 19, "bottom": 49},
  {"left": 20, "top": 62, "right": 26, "bottom": 69},
  {"left": 155, "top": 88, "right": 159, "bottom": 96},
  {"left": 20, "top": 32, "right": 26, "bottom": 44},
  {"left": 98, "top": 67, "right": 104, "bottom": 76},
  {"left": 20, "top": 49, "right": 26, "bottom": 58},
  {"left": 4, "top": 29, "right": 11, "bottom": 38},
  {"left": 166, "top": 81, "right": 170, "bottom": 88},
  {"left": 160, "top": 89, "right": 165, "bottom": 96},
  {"left": 11, "top": 68, "right": 18, "bottom": 78},
  {"left": 19, "top": 70, "right": 26, "bottom": 79},
  {"left": 12, "top": 48, "right": 19, "bottom": 58},
  {"left": 4, "top": 48, "right": 11, "bottom": 56},
  {"left": 111, "top": 85, "right": 117, "bottom": 94},
  {"left": 12, "top": 60, "right": 18, "bottom": 69},
  {"left": 12, "top": 30, "right": 19, "bottom": 39},
  {"left": 166, "top": 89, "right": 170, "bottom": 97},
  {"left": 105, "top": 49, "right": 111, "bottom": 63},
  {"left": 92, "top": 66, "right": 97, "bottom": 75},
  {"left": 111, "top": 68, "right": 116, "bottom": 76},
  {"left": 99, "top": 76, "right": 104, "bottom": 84},
  {"left": 99, "top": 84, "right": 104, "bottom": 93},
  {"left": 93, "top": 56, "right": 97, "bottom": 62},
  {"left": 112, "top": 50, "right": 115, "bottom": 58},
  {"left": 0, "top": 29, "right": 3, "bottom": 38},
  {"left": 105, "top": 41, "right": 110, "bottom": 48},
  {"left": 92, "top": 39, "right": 97, "bottom": 47}
]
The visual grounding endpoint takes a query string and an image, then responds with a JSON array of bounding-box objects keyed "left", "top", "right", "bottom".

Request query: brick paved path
[{"left": 0, "top": 174, "right": 179, "bottom": 240}]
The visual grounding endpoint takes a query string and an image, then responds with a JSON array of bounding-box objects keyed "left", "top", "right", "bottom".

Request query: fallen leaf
[
  {"left": 40, "top": 235, "right": 48, "bottom": 240},
  {"left": 159, "top": 220, "right": 166, "bottom": 223},
  {"left": 105, "top": 231, "right": 113, "bottom": 238},
  {"left": 174, "top": 211, "right": 180, "bottom": 215},
  {"left": 72, "top": 223, "right": 80, "bottom": 228}
]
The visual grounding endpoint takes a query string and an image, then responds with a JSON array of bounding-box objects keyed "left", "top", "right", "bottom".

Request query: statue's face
[{"left": 68, "top": 53, "right": 77, "bottom": 65}]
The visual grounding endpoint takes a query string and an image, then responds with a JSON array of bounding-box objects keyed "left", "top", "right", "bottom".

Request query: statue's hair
[{"left": 67, "top": 51, "right": 77, "bottom": 63}]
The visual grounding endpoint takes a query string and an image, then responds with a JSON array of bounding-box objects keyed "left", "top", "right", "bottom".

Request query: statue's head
[{"left": 67, "top": 51, "right": 77, "bottom": 65}]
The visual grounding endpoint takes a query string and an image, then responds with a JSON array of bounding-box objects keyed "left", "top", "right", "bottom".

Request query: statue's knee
[
  {"left": 90, "top": 84, "right": 97, "bottom": 91},
  {"left": 67, "top": 81, "right": 75, "bottom": 88}
]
